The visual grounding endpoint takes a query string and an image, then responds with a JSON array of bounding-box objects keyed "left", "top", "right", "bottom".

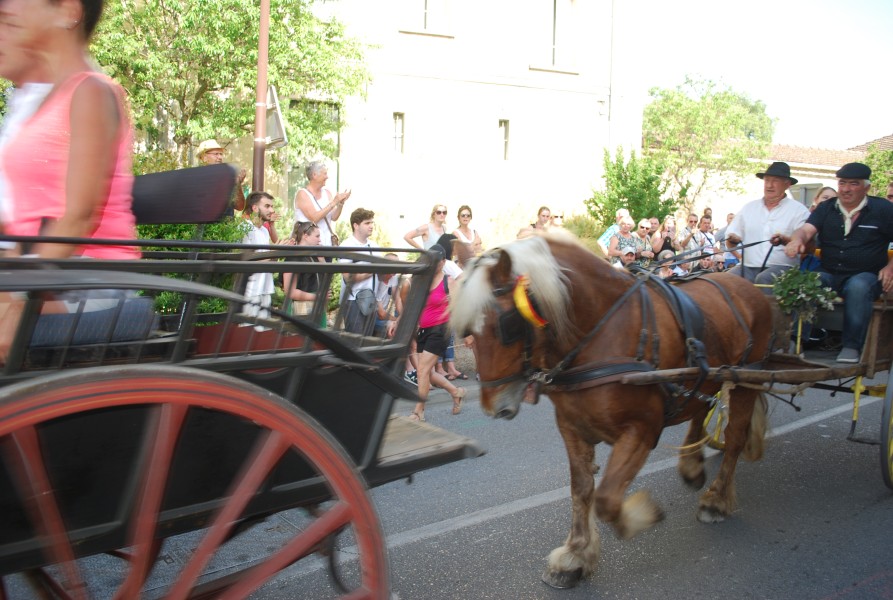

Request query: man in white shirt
[
  {"left": 241, "top": 192, "right": 276, "bottom": 322},
  {"left": 726, "top": 162, "right": 809, "bottom": 285},
  {"left": 339, "top": 208, "right": 377, "bottom": 335}
]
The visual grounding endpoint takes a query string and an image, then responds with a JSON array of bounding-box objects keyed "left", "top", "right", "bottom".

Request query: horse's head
[{"left": 451, "top": 236, "right": 572, "bottom": 419}]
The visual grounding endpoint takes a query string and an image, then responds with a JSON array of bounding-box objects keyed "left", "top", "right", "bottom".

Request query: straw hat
[{"left": 196, "top": 139, "right": 224, "bottom": 159}]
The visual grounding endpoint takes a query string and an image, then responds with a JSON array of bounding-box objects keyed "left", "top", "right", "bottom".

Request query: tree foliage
[
  {"left": 584, "top": 148, "right": 682, "bottom": 230},
  {"left": 92, "top": 0, "right": 370, "bottom": 163},
  {"left": 642, "top": 76, "right": 774, "bottom": 209},
  {"left": 864, "top": 146, "right": 893, "bottom": 192}
]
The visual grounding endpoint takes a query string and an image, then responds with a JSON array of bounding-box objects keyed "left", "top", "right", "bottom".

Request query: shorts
[{"left": 417, "top": 323, "right": 448, "bottom": 356}]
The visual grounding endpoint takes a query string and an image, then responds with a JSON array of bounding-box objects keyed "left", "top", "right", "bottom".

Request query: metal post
[{"left": 251, "top": 0, "right": 271, "bottom": 192}]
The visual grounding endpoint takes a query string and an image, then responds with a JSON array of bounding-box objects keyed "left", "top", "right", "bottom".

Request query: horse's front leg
[
  {"left": 678, "top": 402, "right": 711, "bottom": 489},
  {"left": 698, "top": 390, "right": 767, "bottom": 523},
  {"left": 596, "top": 428, "right": 664, "bottom": 540},
  {"left": 542, "top": 430, "right": 600, "bottom": 589}
]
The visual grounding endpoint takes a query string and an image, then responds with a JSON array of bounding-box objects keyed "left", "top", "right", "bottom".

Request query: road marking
[{"left": 278, "top": 396, "right": 881, "bottom": 581}]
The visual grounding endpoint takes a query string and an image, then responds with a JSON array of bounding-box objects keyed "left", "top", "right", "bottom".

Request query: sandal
[
  {"left": 451, "top": 388, "right": 466, "bottom": 415},
  {"left": 409, "top": 411, "right": 426, "bottom": 422}
]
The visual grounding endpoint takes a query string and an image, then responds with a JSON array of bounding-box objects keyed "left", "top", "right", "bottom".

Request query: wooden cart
[{"left": 0, "top": 166, "right": 484, "bottom": 598}]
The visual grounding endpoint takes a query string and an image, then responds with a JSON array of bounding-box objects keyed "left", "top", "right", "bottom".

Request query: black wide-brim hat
[{"left": 756, "top": 161, "right": 797, "bottom": 185}]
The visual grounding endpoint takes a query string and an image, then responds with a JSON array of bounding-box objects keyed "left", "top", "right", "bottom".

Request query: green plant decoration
[{"left": 772, "top": 268, "right": 837, "bottom": 324}]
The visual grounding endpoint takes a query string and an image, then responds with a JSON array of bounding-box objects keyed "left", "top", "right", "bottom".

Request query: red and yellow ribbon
[{"left": 513, "top": 275, "right": 548, "bottom": 328}]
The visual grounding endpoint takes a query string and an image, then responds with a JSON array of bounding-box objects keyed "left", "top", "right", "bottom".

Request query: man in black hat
[
  {"left": 724, "top": 162, "right": 809, "bottom": 284},
  {"left": 785, "top": 162, "right": 893, "bottom": 362}
]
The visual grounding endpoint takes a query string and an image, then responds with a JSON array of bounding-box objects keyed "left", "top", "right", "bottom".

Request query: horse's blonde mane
[{"left": 451, "top": 235, "right": 572, "bottom": 339}]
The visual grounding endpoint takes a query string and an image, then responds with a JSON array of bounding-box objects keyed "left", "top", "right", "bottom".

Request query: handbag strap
[{"left": 304, "top": 187, "right": 336, "bottom": 237}]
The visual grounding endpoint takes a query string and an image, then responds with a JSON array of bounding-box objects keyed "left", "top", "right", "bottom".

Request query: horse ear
[{"left": 491, "top": 248, "right": 514, "bottom": 286}]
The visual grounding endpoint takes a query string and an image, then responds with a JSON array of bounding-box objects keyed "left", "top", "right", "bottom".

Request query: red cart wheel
[{"left": 0, "top": 366, "right": 389, "bottom": 599}]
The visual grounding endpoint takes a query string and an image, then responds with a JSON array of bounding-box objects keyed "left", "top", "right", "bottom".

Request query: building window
[
  {"left": 533, "top": 0, "right": 576, "bottom": 69},
  {"left": 393, "top": 112, "right": 405, "bottom": 154},
  {"left": 498, "top": 119, "right": 510, "bottom": 160},
  {"left": 422, "top": 0, "right": 450, "bottom": 32},
  {"left": 400, "top": 0, "right": 454, "bottom": 38}
]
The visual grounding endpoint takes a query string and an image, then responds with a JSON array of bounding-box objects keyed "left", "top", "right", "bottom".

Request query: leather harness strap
[{"left": 480, "top": 268, "right": 759, "bottom": 424}]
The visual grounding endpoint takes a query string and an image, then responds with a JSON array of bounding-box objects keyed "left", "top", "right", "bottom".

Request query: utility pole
[{"left": 251, "top": 0, "right": 270, "bottom": 192}]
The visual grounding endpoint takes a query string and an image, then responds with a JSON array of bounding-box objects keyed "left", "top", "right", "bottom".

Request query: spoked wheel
[
  {"left": 0, "top": 366, "right": 389, "bottom": 598},
  {"left": 703, "top": 395, "right": 727, "bottom": 451},
  {"left": 881, "top": 372, "right": 893, "bottom": 490}
]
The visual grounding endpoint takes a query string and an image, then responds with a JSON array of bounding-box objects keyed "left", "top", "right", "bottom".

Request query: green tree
[
  {"left": 864, "top": 146, "right": 893, "bottom": 192},
  {"left": 642, "top": 76, "right": 774, "bottom": 210},
  {"left": 92, "top": 0, "right": 369, "bottom": 162},
  {"left": 584, "top": 148, "right": 682, "bottom": 230}
]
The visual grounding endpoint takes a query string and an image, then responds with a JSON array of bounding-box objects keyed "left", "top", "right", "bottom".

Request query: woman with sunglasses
[
  {"left": 403, "top": 204, "right": 448, "bottom": 250},
  {"left": 606, "top": 216, "right": 638, "bottom": 265},
  {"left": 633, "top": 219, "right": 655, "bottom": 267},
  {"left": 452, "top": 204, "right": 483, "bottom": 256}
]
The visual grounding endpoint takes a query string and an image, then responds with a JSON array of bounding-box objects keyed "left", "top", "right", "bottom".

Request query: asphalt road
[{"left": 260, "top": 374, "right": 893, "bottom": 600}]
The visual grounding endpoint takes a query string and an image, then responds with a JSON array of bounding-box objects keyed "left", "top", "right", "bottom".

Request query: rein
[{"left": 659, "top": 238, "right": 773, "bottom": 272}]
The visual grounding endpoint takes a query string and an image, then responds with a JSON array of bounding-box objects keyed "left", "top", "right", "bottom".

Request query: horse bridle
[
  {"left": 477, "top": 275, "right": 549, "bottom": 390},
  {"left": 478, "top": 274, "right": 653, "bottom": 395}
]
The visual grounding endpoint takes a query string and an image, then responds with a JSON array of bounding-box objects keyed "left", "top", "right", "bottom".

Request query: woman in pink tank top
[
  {"left": 408, "top": 244, "right": 469, "bottom": 422},
  {"left": 0, "top": 0, "right": 139, "bottom": 362}
]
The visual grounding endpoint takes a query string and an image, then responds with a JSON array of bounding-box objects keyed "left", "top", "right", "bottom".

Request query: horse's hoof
[
  {"left": 542, "top": 567, "right": 583, "bottom": 589},
  {"left": 683, "top": 470, "right": 706, "bottom": 490},
  {"left": 697, "top": 506, "right": 726, "bottom": 523}
]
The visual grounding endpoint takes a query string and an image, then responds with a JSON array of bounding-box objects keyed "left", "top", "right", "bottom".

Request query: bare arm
[
  {"left": 607, "top": 235, "right": 621, "bottom": 258},
  {"left": 784, "top": 223, "right": 818, "bottom": 258},
  {"left": 650, "top": 231, "right": 662, "bottom": 250},
  {"left": 232, "top": 168, "right": 247, "bottom": 212},
  {"left": 403, "top": 224, "right": 428, "bottom": 249},
  {"left": 282, "top": 272, "right": 317, "bottom": 302},
  {"left": 329, "top": 189, "right": 350, "bottom": 221},
  {"left": 294, "top": 188, "right": 343, "bottom": 224}
]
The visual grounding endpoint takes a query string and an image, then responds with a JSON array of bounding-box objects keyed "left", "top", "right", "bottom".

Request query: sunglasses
[
  {"left": 436, "top": 210, "right": 447, "bottom": 215},
  {"left": 638, "top": 225, "right": 649, "bottom": 229},
  {"left": 460, "top": 213, "right": 471, "bottom": 218}
]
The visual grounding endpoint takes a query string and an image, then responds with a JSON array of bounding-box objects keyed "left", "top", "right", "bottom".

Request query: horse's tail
[{"left": 742, "top": 392, "right": 769, "bottom": 462}]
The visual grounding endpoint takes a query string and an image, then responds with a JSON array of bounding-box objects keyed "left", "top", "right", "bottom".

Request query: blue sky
[{"left": 624, "top": 0, "right": 893, "bottom": 150}]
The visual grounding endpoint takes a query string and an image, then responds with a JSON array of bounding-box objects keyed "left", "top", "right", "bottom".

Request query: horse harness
[{"left": 482, "top": 269, "right": 758, "bottom": 424}]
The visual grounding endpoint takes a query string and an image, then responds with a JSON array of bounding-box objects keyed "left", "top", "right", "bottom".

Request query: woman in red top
[{"left": 410, "top": 245, "right": 468, "bottom": 422}]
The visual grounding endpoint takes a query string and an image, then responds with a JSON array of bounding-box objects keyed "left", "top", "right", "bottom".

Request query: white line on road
[{"left": 278, "top": 396, "right": 880, "bottom": 582}]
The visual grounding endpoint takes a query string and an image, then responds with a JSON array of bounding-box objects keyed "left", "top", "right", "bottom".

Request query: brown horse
[{"left": 450, "top": 234, "right": 772, "bottom": 588}]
